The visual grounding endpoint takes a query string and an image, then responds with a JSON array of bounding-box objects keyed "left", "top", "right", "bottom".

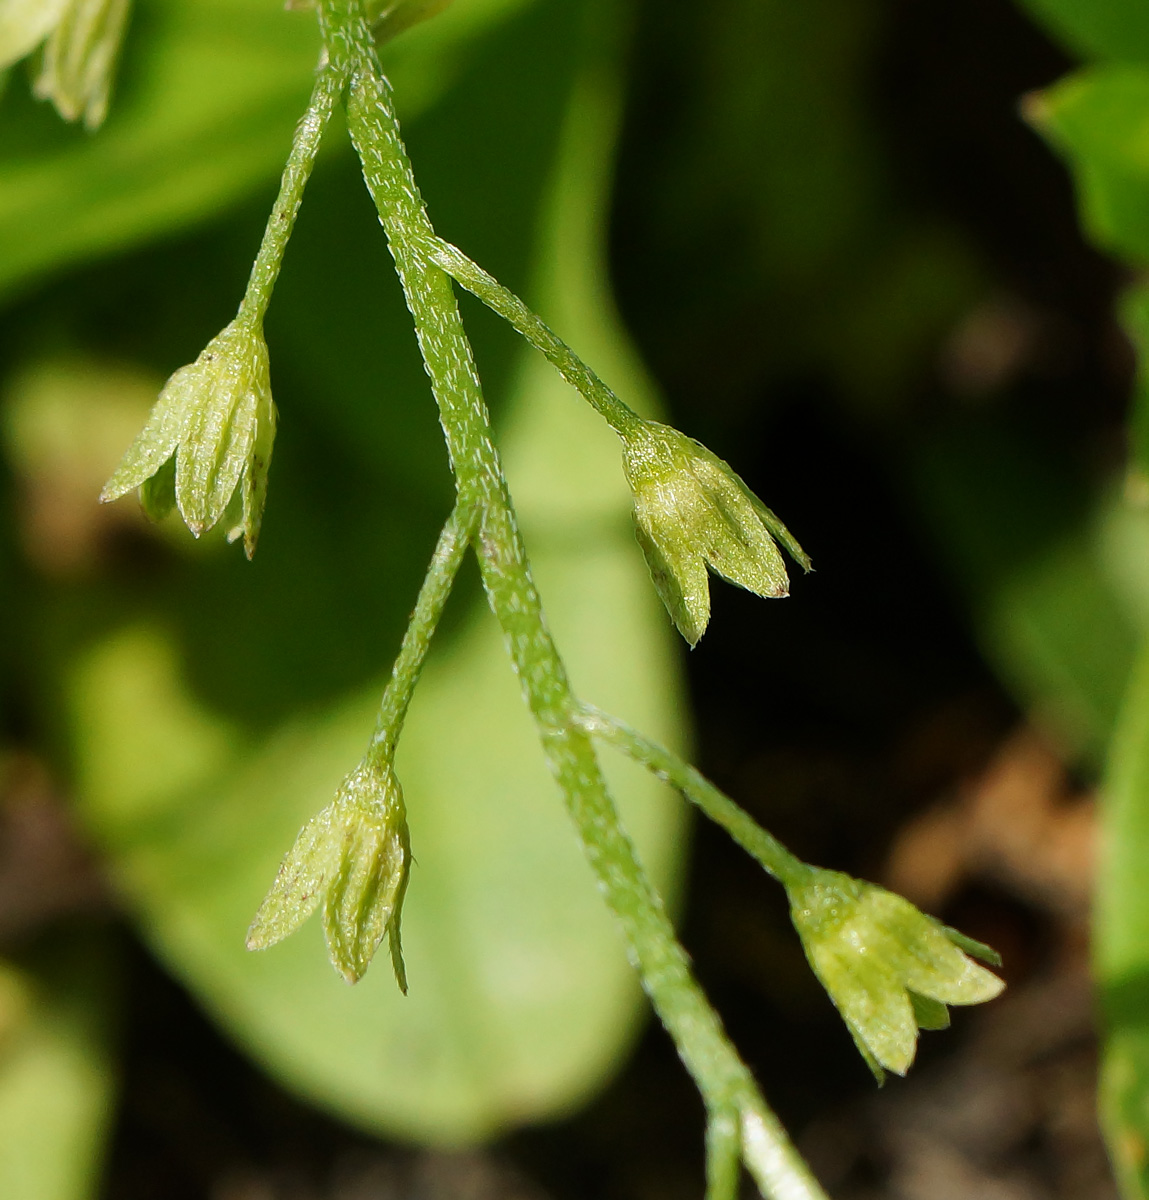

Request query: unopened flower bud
[
  {"left": 788, "top": 869, "right": 1003, "bottom": 1080},
  {"left": 620, "top": 420, "right": 810, "bottom": 646},
  {"left": 100, "top": 318, "right": 277, "bottom": 558},
  {"left": 0, "top": 0, "right": 70, "bottom": 73},
  {"left": 0, "top": 0, "right": 131, "bottom": 128},
  {"left": 246, "top": 760, "right": 411, "bottom": 989}
]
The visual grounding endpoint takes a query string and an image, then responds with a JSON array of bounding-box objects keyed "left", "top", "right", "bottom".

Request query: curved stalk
[
  {"left": 368, "top": 501, "right": 478, "bottom": 763},
  {"left": 313, "top": 3, "right": 830, "bottom": 1196},
  {"left": 417, "top": 232, "right": 642, "bottom": 436},
  {"left": 576, "top": 703, "right": 814, "bottom": 889}
]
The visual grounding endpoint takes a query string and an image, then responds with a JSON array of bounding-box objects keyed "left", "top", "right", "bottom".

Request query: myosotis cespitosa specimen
[{"left": 2, "top": 1, "right": 1006, "bottom": 1196}]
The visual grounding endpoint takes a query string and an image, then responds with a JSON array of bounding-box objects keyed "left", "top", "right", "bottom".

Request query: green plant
[
  {"left": 0, "top": 0, "right": 1027, "bottom": 1197},
  {"left": 1008, "top": 3, "right": 1149, "bottom": 1194},
  {"left": 0, "top": 1, "right": 1011, "bottom": 1196}
]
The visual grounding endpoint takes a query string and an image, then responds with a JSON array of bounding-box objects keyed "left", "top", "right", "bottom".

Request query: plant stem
[
  {"left": 418, "top": 234, "right": 642, "bottom": 436},
  {"left": 315, "top": 4, "right": 828, "bottom": 1196},
  {"left": 577, "top": 704, "right": 814, "bottom": 890},
  {"left": 706, "top": 1107, "right": 742, "bottom": 1200},
  {"left": 368, "top": 502, "right": 478, "bottom": 763},
  {"left": 237, "top": 63, "right": 345, "bottom": 327}
]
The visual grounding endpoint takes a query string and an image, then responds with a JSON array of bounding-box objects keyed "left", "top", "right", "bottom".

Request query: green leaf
[
  {"left": 1029, "top": 64, "right": 1149, "bottom": 266},
  {"left": 66, "top": 0, "right": 688, "bottom": 1143},
  {"left": 910, "top": 423, "right": 1144, "bottom": 759},
  {"left": 1120, "top": 281, "right": 1149, "bottom": 477},
  {"left": 1013, "top": 0, "right": 1149, "bottom": 62},
  {"left": 0, "top": 937, "right": 115, "bottom": 1200},
  {"left": 1097, "top": 642, "right": 1149, "bottom": 1198}
]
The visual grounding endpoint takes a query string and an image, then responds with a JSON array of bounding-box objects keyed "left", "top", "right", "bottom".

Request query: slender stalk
[
  {"left": 706, "top": 1107, "right": 742, "bottom": 1200},
  {"left": 418, "top": 234, "right": 643, "bottom": 436},
  {"left": 314, "top": 4, "right": 828, "bottom": 1196},
  {"left": 368, "top": 501, "right": 478, "bottom": 763},
  {"left": 237, "top": 63, "right": 346, "bottom": 326},
  {"left": 577, "top": 704, "right": 814, "bottom": 890}
]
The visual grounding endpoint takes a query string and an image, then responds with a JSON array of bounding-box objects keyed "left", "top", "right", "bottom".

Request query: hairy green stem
[
  {"left": 237, "top": 63, "right": 345, "bottom": 326},
  {"left": 315, "top": 3, "right": 828, "bottom": 1196},
  {"left": 368, "top": 501, "right": 478, "bottom": 763},
  {"left": 577, "top": 704, "right": 814, "bottom": 890},
  {"left": 418, "top": 234, "right": 642, "bottom": 436},
  {"left": 706, "top": 1107, "right": 742, "bottom": 1200}
]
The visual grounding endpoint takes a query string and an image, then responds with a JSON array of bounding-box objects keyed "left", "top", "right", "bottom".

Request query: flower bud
[
  {"left": 26, "top": 0, "right": 131, "bottom": 127},
  {"left": 0, "top": 0, "right": 70, "bottom": 73},
  {"left": 620, "top": 420, "right": 810, "bottom": 647},
  {"left": 246, "top": 760, "right": 411, "bottom": 989},
  {"left": 787, "top": 869, "right": 1003, "bottom": 1080},
  {"left": 100, "top": 318, "right": 277, "bottom": 558}
]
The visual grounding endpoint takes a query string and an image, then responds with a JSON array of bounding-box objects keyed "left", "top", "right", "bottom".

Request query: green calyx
[
  {"left": 620, "top": 420, "right": 811, "bottom": 647},
  {"left": 787, "top": 869, "right": 1004, "bottom": 1081},
  {"left": 99, "top": 318, "right": 277, "bottom": 558},
  {"left": 246, "top": 759, "right": 411, "bottom": 990}
]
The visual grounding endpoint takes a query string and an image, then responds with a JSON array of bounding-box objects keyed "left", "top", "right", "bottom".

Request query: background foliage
[{"left": 1, "top": 0, "right": 1148, "bottom": 1196}]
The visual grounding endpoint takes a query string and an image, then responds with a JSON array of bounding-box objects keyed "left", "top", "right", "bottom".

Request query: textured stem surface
[
  {"left": 578, "top": 703, "right": 814, "bottom": 889},
  {"left": 238, "top": 63, "right": 345, "bottom": 326},
  {"left": 369, "top": 501, "right": 478, "bottom": 762},
  {"left": 315, "top": 4, "right": 828, "bottom": 1195},
  {"left": 420, "top": 234, "right": 642, "bottom": 436}
]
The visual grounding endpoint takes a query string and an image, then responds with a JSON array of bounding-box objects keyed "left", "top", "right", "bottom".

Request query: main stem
[
  {"left": 576, "top": 704, "right": 815, "bottom": 890},
  {"left": 315, "top": 5, "right": 827, "bottom": 1196},
  {"left": 418, "top": 234, "right": 642, "bottom": 436}
]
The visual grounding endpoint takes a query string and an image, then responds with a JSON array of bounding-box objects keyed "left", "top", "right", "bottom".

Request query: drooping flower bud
[
  {"left": 34, "top": 0, "right": 130, "bottom": 129},
  {"left": 0, "top": 0, "right": 130, "bottom": 128},
  {"left": 0, "top": 0, "right": 71, "bottom": 74},
  {"left": 246, "top": 760, "right": 411, "bottom": 989},
  {"left": 100, "top": 318, "right": 277, "bottom": 558},
  {"left": 619, "top": 420, "right": 810, "bottom": 646},
  {"left": 787, "top": 869, "right": 1003, "bottom": 1080}
]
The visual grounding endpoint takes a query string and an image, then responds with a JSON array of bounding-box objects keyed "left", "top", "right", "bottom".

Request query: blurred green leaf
[
  {"left": 69, "top": 365, "right": 684, "bottom": 1142},
  {"left": 0, "top": 938, "right": 115, "bottom": 1200},
  {"left": 909, "top": 417, "right": 1140, "bottom": 758},
  {"left": 1097, "top": 642, "right": 1149, "bottom": 1199},
  {"left": 1119, "top": 282, "right": 1149, "bottom": 476},
  {"left": 65, "top": 0, "right": 688, "bottom": 1143},
  {"left": 1030, "top": 64, "right": 1149, "bottom": 266},
  {"left": 1014, "top": 13, "right": 1149, "bottom": 1198},
  {"left": 0, "top": 0, "right": 533, "bottom": 302},
  {"left": 0, "top": 0, "right": 318, "bottom": 300},
  {"left": 617, "top": 0, "right": 982, "bottom": 423},
  {"left": 1013, "top": 0, "right": 1149, "bottom": 62},
  {"left": 982, "top": 519, "right": 1138, "bottom": 756}
]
